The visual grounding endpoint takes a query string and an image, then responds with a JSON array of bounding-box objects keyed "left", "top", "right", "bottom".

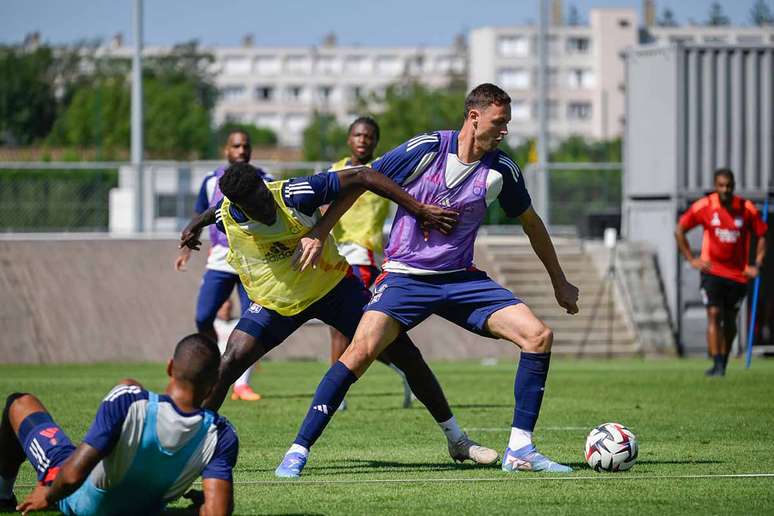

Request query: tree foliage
[
  {"left": 750, "top": 0, "right": 774, "bottom": 25},
  {"left": 657, "top": 7, "right": 679, "bottom": 27},
  {"left": 46, "top": 42, "right": 217, "bottom": 159},
  {"left": 0, "top": 46, "right": 57, "bottom": 145},
  {"left": 301, "top": 113, "right": 349, "bottom": 162},
  {"left": 216, "top": 122, "right": 278, "bottom": 148},
  {"left": 707, "top": 2, "right": 731, "bottom": 26}
]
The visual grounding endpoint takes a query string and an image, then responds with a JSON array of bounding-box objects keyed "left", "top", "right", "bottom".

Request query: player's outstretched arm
[
  {"left": 518, "top": 206, "right": 579, "bottom": 314},
  {"left": 180, "top": 207, "right": 217, "bottom": 252},
  {"left": 292, "top": 167, "right": 458, "bottom": 271},
  {"left": 338, "top": 166, "right": 458, "bottom": 233},
  {"left": 17, "top": 444, "right": 102, "bottom": 514}
]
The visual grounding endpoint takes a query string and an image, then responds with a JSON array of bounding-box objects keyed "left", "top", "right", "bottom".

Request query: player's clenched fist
[{"left": 554, "top": 279, "right": 579, "bottom": 314}]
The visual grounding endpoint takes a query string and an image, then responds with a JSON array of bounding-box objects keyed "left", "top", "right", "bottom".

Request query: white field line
[
  {"left": 13, "top": 473, "right": 774, "bottom": 489},
  {"left": 234, "top": 473, "right": 774, "bottom": 485},
  {"left": 465, "top": 427, "right": 588, "bottom": 432}
]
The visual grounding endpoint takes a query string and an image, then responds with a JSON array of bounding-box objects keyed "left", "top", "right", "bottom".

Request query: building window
[
  {"left": 511, "top": 100, "right": 530, "bottom": 121},
  {"left": 567, "top": 69, "right": 594, "bottom": 89},
  {"left": 286, "top": 55, "right": 312, "bottom": 74},
  {"left": 285, "top": 86, "right": 305, "bottom": 102},
  {"left": 376, "top": 56, "right": 403, "bottom": 75},
  {"left": 220, "top": 85, "right": 246, "bottom": 102},
  {"left": 566, "top": 37, "right": 590, "bottom": 53},
  {"left": 498, "top": 36, "right": 529, "bottom": 57},
  {"left": 737, "top": 35, "right": 763, "bottom": 44},
  {"left": 618, "top": 18, "right": 631, "bottom": 28},
  {"left": 222, "top": 56, "right": 251, "bottom": 75},
  {"left": 254, "top": 56, "right": 281, "bottom": 75},
  {"left": 567, "top": 102, "right": 592, "bottom": 120},
  {"left": 349, "top": 86, "right": 363, "bottom": 100},
  {"left": 316, "top": 56, "right": 342, "bottom": 74},
  {"left": 345, "top": 55, "right": 372, "bottom": 74},
  {"left": 254, "top": 113, "right": 282, "bottom": 133},
  {"left": 254, "top": 86, "right": 275, "bottom": 101},
  {"left": 704, "top": 36, "right": 728, "bottom": 44},
  {"left": 532, "top": 100, "right": 559, "bottom": 120},
  {"left": 498, "top": 68, "right": 530, "bottom": 89},
  {"left": 317, "top": 85, "right": 334, "bottom": 103},
  {"left": 285, "top": 114, "right": 309, "bottom": 134}
]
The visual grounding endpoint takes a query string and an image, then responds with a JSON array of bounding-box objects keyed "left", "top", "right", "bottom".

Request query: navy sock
[
  {"left": 293, "top": 361, "right": 358, "bottom": 449},
  {"left": 713, "top": 354, "right": 724, "bottom": 369},
  {"left": 512, "top": 352, "right": 551, "bottom": 432}
]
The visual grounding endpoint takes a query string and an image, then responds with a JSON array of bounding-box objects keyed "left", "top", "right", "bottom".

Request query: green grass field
[{"left": 2, "top": 358, "right": 773, "bottom": 515}]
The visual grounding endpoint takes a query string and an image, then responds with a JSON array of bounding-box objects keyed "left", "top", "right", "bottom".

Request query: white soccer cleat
[{"left": 448, "top": 433, "right": 499, "bottom": 465}]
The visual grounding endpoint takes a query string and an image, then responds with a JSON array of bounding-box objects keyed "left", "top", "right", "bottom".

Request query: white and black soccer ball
[{"left": 584, "top": 422, "right": 638, "bottom": 472}]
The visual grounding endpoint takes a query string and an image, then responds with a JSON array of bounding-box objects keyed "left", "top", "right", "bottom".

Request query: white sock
[
  {"left": 235, "top": 364, "right": 254, "bottom": 388},
  {"left": 508, "top": 427, "right": 533, "bottom": 451},
  {"left": 0, "top": 474, "right": 15, "bottom": 500},
  {"left": 439, "top": 416, "right": 465, "bottom": 443},
  {"left": 288, "top": 444, "right": 309, "bottom": 457}
]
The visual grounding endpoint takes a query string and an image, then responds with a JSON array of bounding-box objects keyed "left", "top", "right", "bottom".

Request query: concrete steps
[{"left": 477, "top": 235, "right": 639, "bottom": 357}]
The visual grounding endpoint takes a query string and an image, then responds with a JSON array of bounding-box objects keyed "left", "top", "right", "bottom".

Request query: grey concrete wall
[{"left": 0, "top": 239, "right": 519, "bottom": 364}]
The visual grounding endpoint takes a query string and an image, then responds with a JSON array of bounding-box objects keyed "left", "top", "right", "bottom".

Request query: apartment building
[
  {"left": 468, "top": 8, "right": 638, "bottom": 147},
  {"left": 468, "top": 5, "right": 773, "bottom": 147},
  {"left": 211, "top": 42, "right": 466, "bottom": 146}
]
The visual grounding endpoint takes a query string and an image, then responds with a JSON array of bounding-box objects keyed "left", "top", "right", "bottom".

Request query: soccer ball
[{"left": 584, "top": 422, "right": 638, "bottom": 472}]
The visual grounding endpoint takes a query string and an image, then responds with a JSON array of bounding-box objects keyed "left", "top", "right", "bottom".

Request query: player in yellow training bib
[{"left": 179, "top": 162, "right": 499, "bottom": 475}]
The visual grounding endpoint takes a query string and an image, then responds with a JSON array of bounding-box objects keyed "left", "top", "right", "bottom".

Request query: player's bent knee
[{"left": 522, "top": 325, "right": 553, "bottom": 353}]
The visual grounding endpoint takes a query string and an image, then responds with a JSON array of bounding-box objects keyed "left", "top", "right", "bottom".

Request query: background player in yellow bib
[
  {"left": 179, "top": 163, "right": 499, "bottom": 476},
  {"left": 326, "top": 117, "right": 411, "bottom": 409}
]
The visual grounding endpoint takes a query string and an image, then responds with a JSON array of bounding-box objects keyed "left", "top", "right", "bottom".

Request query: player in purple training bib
[{"left": 278, "top": 84, "right": 580, "bottom": 475}]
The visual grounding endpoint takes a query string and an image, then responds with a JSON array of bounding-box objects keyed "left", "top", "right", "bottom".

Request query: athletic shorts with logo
[
  {"left": 366, "top": 269, "right": 522, "bottom": 337},
  {"left": 236, "top": 275, "right": 372, "bottom": 349},
  {"left": 700, "top": 272, "right": 747, "bottom": 310}
]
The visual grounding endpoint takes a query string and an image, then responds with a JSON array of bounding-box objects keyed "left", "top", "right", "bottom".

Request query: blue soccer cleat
[
  {"left": 275, "top": 452, "right": 307, "bottom": 478},
  {"left": 501, "top": 445, "right": 572, "bottom": 473}
]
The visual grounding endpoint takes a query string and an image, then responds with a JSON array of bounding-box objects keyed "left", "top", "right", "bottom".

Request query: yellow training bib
[
  {"left": 221, "top": 181, "right": 348, "bottom": 316},
  {"left": 329, "top": 157, "right": 391, "bottom": 255}
]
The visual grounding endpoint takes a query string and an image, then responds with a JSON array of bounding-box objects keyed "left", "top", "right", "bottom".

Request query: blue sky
[{"left": 0, "top": 0, "right": 768, "bottom": 47}]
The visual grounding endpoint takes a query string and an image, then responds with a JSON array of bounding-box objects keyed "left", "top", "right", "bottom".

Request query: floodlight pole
[
  {"left": 131, "top": 0, "right": 144, "bottom": 233},
  {"left": 537, "top": 0, "right": 550, "bottom": 225}
]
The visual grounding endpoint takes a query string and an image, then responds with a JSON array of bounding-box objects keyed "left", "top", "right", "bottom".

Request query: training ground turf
[{"left": 1, "top": 358, "right": 773, "bottom": 515}]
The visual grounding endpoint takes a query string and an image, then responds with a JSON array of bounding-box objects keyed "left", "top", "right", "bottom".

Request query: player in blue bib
[{"left": 0, "top": 334, "right": 238, "bottom": 515}]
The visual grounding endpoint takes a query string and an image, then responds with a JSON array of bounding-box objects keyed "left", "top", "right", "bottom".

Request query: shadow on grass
[{"left": 236, "top": 459, "right": 486, "bottom": 475}]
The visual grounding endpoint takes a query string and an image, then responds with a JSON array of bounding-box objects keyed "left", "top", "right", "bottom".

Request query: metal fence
[{"left": 0, "top": 160, "right": 622, "bottom": 236}]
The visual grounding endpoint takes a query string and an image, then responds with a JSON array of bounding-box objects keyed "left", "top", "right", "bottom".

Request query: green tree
[
  {"left": 657, "top": 7, "right": 679, "bottom": 27},
  {"left": 301, "top": 113, "right": 348, "bottom": 162},
  {"left": 215, "top": 122, "right": 278, "bottom": 149},
  {"left": 0, "top": 46, "right": 57, "bottom": 145},
  {"left": 750, "top": 0, "right": 774, "bottom": 25},
  {"left": 707, "top": 2, "right": 730, "bottom": 25},
  {"left": 368, "top": 82, "right": 466, "bottom": 152},
  {"left": 47, "top": 42, "right": 217, "bottom": 158}
]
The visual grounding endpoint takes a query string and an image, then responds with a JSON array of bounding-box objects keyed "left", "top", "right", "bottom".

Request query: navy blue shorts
[
  {"left": 235, "top": 275, "right": 371, "bottom": 350},
  {"left": 17, "top": 412, "right": 76, "bottom": 484},
  {"left": 365, "top": 270, "right": 521, "bottom": 337},
  {"left": 195, "top": 269, "right": 250, "bottom": 329}
]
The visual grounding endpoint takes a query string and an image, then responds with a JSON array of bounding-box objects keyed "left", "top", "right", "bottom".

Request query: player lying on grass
[
  {"left": 178, "top": 163, "right": 499, "bottom": 474},
  {"left": 278, "top": 83, "right": 580, "bottom": 476},
  {"left": 0, "top": 334, "right": 237, "bottom": 516}
]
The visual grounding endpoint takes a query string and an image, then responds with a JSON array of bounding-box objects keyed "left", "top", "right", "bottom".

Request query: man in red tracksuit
[{"left": 675, "top": 168, "right": 767, "bottom": 376}]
